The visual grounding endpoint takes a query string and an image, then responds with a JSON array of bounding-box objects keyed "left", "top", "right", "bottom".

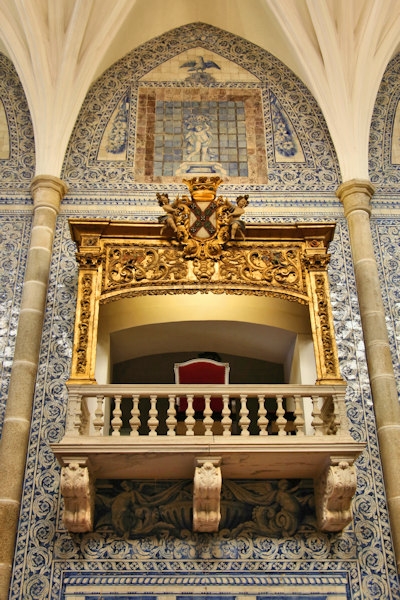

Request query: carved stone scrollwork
[
  {"left": 315, "top": 458, "right": 357, "bottom": 531},
  {"left": 60, "top": 461, "right": 95, "bottom": 532},
  {"left": 193, "top": 457, "right": 222, "bottom": 532}
]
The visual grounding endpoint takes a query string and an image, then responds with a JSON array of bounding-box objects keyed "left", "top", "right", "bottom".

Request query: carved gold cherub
[
  {"left": 157, "top": 192, "right": 178, "bottom": 234},
  {"left": 228, "top": 194, "right": 249, "bottom": 239}
]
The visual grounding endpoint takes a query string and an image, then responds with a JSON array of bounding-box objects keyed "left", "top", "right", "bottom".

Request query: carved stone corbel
[
  {"left": 193, "top": 457, "right": 222, "bottom": 532},
  {"left": 315, "top": 458, "right": 357, "bottom": 531},
  {"left": 60, "top": 460, "right": 95, "bottom": 532}
]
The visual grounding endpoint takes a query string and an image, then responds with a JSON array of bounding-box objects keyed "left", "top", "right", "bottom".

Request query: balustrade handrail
[
  {"left": 65, "top": 382, "right": 350, "bottom": 439},
  {"left": 67, "top": 382, "right": 347, "bottom": 396}
]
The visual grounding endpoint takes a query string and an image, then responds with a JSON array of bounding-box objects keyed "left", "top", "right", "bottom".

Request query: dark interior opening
[{"left": 112, "top": 351, "right": 284, "bottom": 384}]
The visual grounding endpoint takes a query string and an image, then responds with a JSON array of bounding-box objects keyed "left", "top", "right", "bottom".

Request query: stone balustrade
[
  {"left": 52, "top": 382, "right": 364, "bottom": 534},
  {"left": 64, "top": 383, "right": 352, "bottom": 439}
]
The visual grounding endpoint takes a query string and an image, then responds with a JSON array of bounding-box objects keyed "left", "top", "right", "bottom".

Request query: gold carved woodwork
[
  {"left": 102, "top": 241, "right": 305, "bottom": 295},
  {"left": 69, "top": 245, "right": 103, "bottom": 384},
  {"left": 157, "top": 176, "right": 249, "bottom": 259},
  {"left": 304, "top": 252, "right": 342, "bottom": 384},
  {"left": 68, "top": 177, "right": 343, "bottom": 385}
]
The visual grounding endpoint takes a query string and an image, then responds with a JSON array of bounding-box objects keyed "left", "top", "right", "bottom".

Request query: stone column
[
  {"left": 337, "top": 179, "right": 400, "bottom": 572},
  {"left": 0, "top": 175, "right": 67, "bottom": 599}
]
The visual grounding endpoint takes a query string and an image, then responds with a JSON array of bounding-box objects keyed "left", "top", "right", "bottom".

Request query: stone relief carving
[{"left": 94, "top": 478, "right": 316, "bottom": 537}]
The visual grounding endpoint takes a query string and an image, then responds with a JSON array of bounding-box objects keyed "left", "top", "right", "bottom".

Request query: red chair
[{"left": 174, "top": 358, "right": 230, "bottom": 414}]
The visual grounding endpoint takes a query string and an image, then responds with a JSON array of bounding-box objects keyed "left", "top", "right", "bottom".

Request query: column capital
[
  {"left": 336, "top": 179, "right": 375, "bottom": 218},
  {"left": 30, "top": 174, "right": 68, "bottom": 212}
]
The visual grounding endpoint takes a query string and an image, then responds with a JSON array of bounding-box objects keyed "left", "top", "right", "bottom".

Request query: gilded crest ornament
[{"left": 157, "top": 176, "right": 248, "bottom": 259}]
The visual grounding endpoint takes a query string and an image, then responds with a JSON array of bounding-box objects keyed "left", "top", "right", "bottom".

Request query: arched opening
[
  {"left": 96, "top": 292, "right": 316, "bottom": 386},
  {"left": 95, "top": 293, "right": 315, "bottom": 436}
]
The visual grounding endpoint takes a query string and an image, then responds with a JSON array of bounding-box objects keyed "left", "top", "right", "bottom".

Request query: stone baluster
[
  {"left": 221, "top": 394, "right": 232, "bottom": 436},
  {"left": 185, "top": 395, "right": 195, "bottom": 435},
  {"left": 275, "top": 395, "right": 286, "bottom": 436},
  {"left": 129, "top": 395, "right": 141, "bottom": 436},
  {"left": 239, "top": 394, "right": 250, "bottom": 436},
  {"left": 166, "top": 394, "right": 177, "bottom": 436},
  {"left": 293, "top": 394, "right": 305, "bottom": 436},
  {"left": 111, "top": 395, "right": 123, "bottom": 436},
  {"left": 93, "top": 395, "right": 105, "bottom": 435},
  {"left": 257, "top": 395, "right": 268, "bottom": 436},
  {"left": 148, "top": 395, "right": 159, "bottom": 436},
  {"left": 311, "top": 395, "right": 324, "bottom": 435},
  {"left": 203, "top": 395, "right": 213, "bottom": 435},
  {"left": 68, "top": 392, "right": 83, "bottom": 437}
]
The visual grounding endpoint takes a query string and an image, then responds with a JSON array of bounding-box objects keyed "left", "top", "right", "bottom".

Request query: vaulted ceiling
[{"left": 0, "top": 0, "right": 400, "bottom": 181}]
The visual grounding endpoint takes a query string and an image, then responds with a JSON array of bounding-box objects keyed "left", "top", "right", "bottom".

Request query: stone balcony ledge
[
  {"left": 52, "top": 435, "right": 364, "bottom": 481},
  {"left": 51, "top": 382, "right": 364, "bottom": 534}
]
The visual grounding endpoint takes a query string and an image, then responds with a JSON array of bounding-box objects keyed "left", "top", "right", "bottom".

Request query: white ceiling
[{"left": 110, "top": 320, "right": 297, "bottom": 365}]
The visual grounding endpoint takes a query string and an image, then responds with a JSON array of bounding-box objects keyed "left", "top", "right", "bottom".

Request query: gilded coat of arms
[{"left": 157, "top": 176, "right": 248, "bottom": 259}]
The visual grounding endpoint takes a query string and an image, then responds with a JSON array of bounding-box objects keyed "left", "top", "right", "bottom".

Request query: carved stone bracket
[
  {"left": 193, "top": 457, "right": 222, "bottom": 532},
  {"left": 60, "top": 460, "right": 95, "bottom": 532},
  {"left": 314, "top": 457, "right": 357, "bottom": 531}
]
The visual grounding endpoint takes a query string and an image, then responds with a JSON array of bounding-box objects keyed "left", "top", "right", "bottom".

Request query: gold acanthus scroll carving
[
  {"left": 74, "top": 272, "right": 93, "bottom": 376},
  {"left": 303, "top": 252, "right": 342, "bottom": 383},
  {"left": 71, "top": 251, "right": 103, "bottom": 382},
  {"left": 103, "top": 242, "right": 305, "bottom": 295}
]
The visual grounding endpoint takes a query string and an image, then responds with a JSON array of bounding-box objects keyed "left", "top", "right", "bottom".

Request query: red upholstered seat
[{"left": 174, "top": 358, "right": 229, "bottom": 412}]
